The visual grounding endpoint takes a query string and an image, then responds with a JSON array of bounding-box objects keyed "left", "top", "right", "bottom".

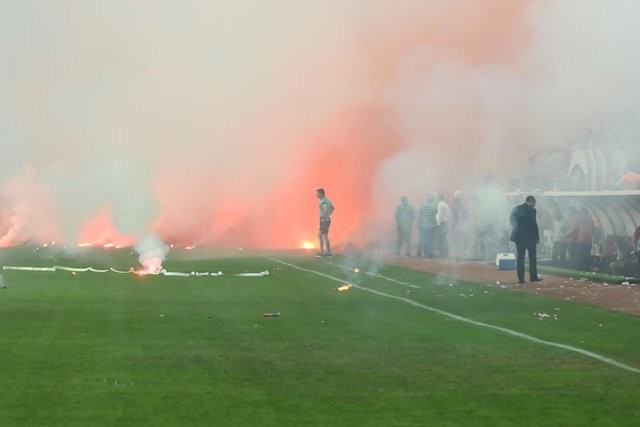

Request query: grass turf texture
[{"left": 1, "top": 247, "right": 639, "bottom": 426}]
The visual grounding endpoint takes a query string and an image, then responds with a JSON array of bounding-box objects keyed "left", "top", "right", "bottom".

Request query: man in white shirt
[{"left": 436, "top": 193, "right": 451, "bottom": 258}]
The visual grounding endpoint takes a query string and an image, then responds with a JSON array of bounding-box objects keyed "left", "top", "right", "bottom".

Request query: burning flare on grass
[
  {"left": 301, "top": 241, "right": 315, "bottom": 250},
  {"left": 336, "top": 283, "right": 353, "bottom": 292},
  {"left": 135, "top": 235, "right": 169, "bottom": 274}
]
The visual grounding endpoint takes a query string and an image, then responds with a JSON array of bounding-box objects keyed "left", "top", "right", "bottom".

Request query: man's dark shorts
[{"left": 319, "top": 218, "right": 331, "bottom": 234}]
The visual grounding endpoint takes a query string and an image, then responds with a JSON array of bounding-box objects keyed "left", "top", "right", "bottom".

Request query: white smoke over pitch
[{"left": 1, "top": 1, "right": 639, "bottom": 256}]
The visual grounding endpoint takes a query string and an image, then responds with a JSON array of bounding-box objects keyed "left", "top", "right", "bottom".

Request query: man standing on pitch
[
  {"left": 316, "top": 188, "right": 335, "bottom": 257},
  {"left": 509, "top": 195, "right": 541, "bottom": 283}
]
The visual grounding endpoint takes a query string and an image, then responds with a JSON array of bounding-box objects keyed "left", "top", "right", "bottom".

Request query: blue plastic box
[{"left": 496, "top": 253, "right": 516, "bottom": 270}]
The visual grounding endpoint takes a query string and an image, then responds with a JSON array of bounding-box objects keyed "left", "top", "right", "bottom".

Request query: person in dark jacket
[{"left": 509, "top": 195, "right": 541, "bottom": 283}]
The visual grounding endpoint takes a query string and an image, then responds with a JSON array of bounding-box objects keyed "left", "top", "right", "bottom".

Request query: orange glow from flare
[
  {"left": 77, "top": 242, "right": 121, "bottom": 249},
  {"left": 78, "top": 210, "right": 135, "bottom": 249},
  {"left": 301, "top": 241, "right": 315, "bottom": 249}
]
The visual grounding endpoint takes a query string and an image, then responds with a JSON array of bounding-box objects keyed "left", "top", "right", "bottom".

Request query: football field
[{"left": 1, "top": 247, "right": 639, "bottom": 426}]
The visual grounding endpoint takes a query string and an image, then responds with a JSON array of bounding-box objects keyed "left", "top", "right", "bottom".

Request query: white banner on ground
[{"left": 2, "top": 265, "right": 269, "bottom": 278}]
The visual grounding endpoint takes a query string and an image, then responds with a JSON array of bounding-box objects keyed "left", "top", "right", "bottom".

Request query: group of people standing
[
  {"left": 549, "top": 206, "right": 596, "bottom": 270},
  {"left": 550, "top": 205, "right": 640, "bottom": 275},
  {"left": 318, "top": 187, "right": 638, "bottom": 279},
  {"left": 507, "top": 194, "right": 640, "bottom": 281},
  {"left": 395, "top": 193, "right": 466, "bottom": 259}
]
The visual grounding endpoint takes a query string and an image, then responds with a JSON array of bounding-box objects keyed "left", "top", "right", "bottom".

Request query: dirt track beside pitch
[{"left": 389, "top": 258, "right": 640, "bottom": 316}]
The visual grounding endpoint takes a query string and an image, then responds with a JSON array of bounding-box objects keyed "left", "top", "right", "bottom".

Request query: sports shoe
[
  {"left": 323, "top": 253, "right": 333, "bottom": 258},
  {"left": 530, "top": 277, "right": 543, "bottom": 282},
  {"left": 315, "top": 253, "right": 323, "bottom": 258}
]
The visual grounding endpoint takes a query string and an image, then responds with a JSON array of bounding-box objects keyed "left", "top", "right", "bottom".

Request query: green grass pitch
[{"left": 1, "top": 246, "right": 639, "bottom": 426}]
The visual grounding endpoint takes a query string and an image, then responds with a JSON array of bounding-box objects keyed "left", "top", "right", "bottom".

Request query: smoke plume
[{"left": 1, "top": 1, "right": 639, "bottom": 252}]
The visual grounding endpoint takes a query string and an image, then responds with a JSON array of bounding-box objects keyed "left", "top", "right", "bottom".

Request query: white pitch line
[
  {"left": 269, "top": 257, "right": 640, "bottom": 375},
  {"left": 323, "top": 261, "right": 421, "bottom": 289}
]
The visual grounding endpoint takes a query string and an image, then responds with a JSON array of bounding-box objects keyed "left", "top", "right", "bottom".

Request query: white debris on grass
[
  {"left": 535, "top": 312, "right": 559, "bottom": 320},
  {"left": 3, "top": 266, "right": 55, "bottom": 272},
  {"left": 161, "top": 271, "right": 191, "bottom": 277}
]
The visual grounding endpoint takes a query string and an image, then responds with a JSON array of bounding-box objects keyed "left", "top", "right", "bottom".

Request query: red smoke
[{"left": 1, "top": 1, "right": 540, "bottom": 250}]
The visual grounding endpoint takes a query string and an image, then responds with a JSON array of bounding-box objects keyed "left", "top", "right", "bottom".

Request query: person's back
[
  {"left": 509, "top": 203, "right": 539, "bottom": 243},
  {"left": 416, "top": 195, "right": 437, "bottom": 258},
  {"left": 577, "top": 212, "right": 594, "bottom": 244},
  {"left": 509, "top": 195, "right": 541, "bottom": 284},
  {"left": 395, "top": 198, "right": 414, "bottom": 229},
  {"left": 418, "top": 200, "right": 437, "bottom": 230},
  {"left": 575, "top": 208, "right": 594, "bottom": 270}
]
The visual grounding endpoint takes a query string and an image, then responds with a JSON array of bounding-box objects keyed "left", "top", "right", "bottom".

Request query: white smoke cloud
[
  {"left": 135, "top": 235, "right": 169, "bottom": 273},
  {"left": 523, "top": 0, "right": 640, "bottom": 146}
]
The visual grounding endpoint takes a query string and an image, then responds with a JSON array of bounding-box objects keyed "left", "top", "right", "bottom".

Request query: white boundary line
[
  {"left": 269, "top": 257, "right": 640, "bottom": 375},
  {"left": 324, "top": 261, "right": 421, "bottom": 288}
]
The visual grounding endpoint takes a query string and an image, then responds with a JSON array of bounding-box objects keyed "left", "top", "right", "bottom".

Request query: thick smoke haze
[{"left": 1, "top": 1, "right": 639, "bottom": 252}]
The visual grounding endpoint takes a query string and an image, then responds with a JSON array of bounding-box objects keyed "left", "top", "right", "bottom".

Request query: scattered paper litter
[{"left": 535, "top": 312, "right": 558, "bottom": 320}]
